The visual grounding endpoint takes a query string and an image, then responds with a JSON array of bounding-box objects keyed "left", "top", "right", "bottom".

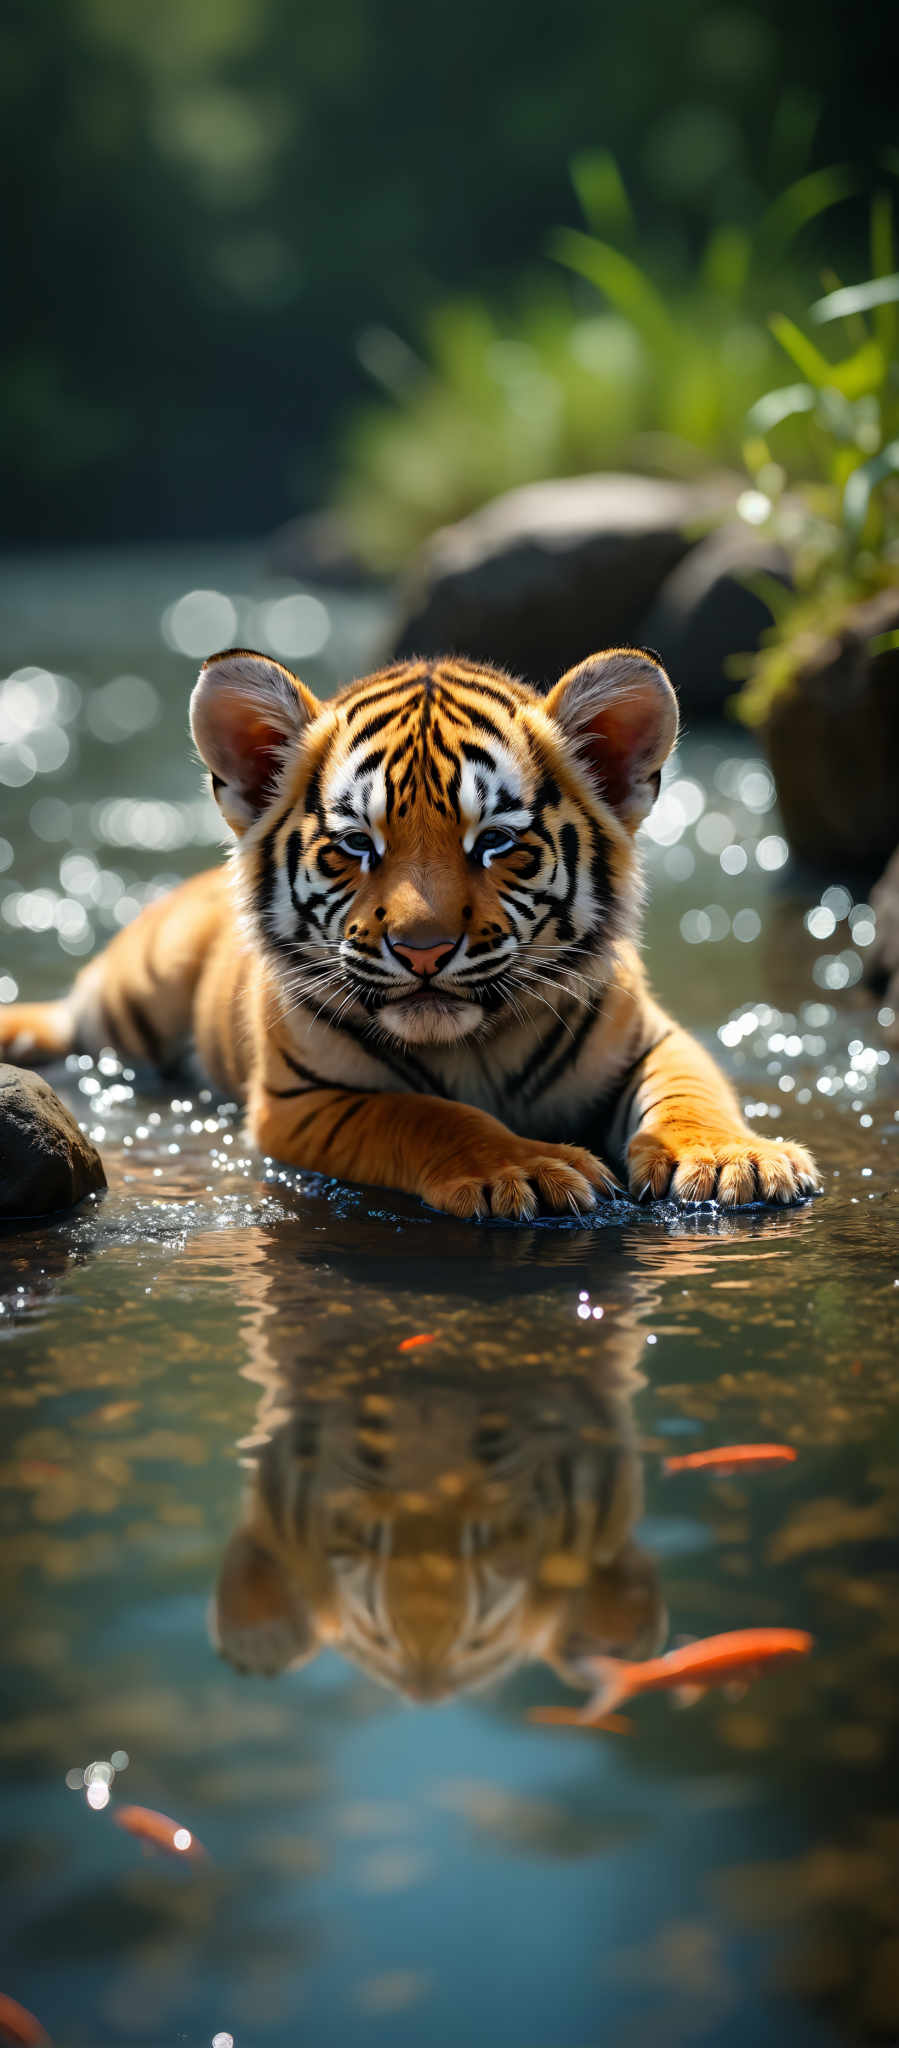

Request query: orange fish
[
  {"left": 398, "top": 1333, "right": 437, "bottom": 1352},
  {"left": 532, "top": 1627, "right": 813, "bottom": 1727},
  {"left": 663, "top": 1443, "right": 796, "bottom": 1476},
  {"left": 114, "top": 1805, "right": 205, "bottom": 1859},
  {"left": 0, "top": 1995, "right": 51, "bottom": 2047}
]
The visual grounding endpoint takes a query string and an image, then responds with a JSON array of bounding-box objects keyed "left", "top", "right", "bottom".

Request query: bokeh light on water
[{"left": 0, "top": 554, "right": 898, "bottom": 2047}]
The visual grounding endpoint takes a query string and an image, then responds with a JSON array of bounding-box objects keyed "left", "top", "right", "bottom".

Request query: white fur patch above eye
[
  {"left": 328, "top": 749, "right": 387, "bottom": 819},
  {"left": 459, "top": 748, "right": 525, "bottom": 850}
]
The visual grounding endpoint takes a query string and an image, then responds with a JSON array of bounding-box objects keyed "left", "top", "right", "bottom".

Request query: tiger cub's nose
[{"left": 387, "top": 936, "right": 459, "bottom": 978}]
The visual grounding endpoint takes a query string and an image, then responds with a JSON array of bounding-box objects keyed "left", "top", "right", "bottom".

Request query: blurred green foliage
[
  {"left": 730, "top": 198, "right": 899, "bottom": 722},
  {"left": 336, "top": 156, "right": 867, "bottom": 568},
  {"left": 2, "top": 0, "right": 897, "bottom": 545}
]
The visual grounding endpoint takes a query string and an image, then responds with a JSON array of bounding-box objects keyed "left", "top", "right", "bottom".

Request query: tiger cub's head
[{"left": 190, "top": 647, "right": 677, "bottom": 1046}]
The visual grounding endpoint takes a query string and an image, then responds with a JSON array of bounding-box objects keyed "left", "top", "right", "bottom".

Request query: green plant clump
[
  {"left": 335, "top": 154, "right": 861, "bottom": 571},
  {"left": 730, "top": 196, "right": 899, "bottom": 726}
]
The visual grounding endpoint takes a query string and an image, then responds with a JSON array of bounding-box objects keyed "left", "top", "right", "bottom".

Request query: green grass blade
[
  {"left": 701, "top": 225, "right": 751, "bottom": 301},
  {"left": 758, "top": 165, "right": 859, "bottom": 258},
  {"left": 550, "top": 228, "right": 676, "bottom": 352},
  {"left": 746, "top": 383, "right": 816, "bottom": 433},
  {"left": 843, "top": 437, "right": 899, "bottom": 535},
  {"left": 570, "top": 150, "right": 633, "bottom": 239},
  {"left": 871, "top": 193, "right": 897, "bottom": 353},
  {"left": 809, "top": 273, "right": 899, "bottom": 324},
  {"left": 769, "top": 315, "right": 841, "bottom": 385},
  {"left": 771, "top": 317, "right": 886, "bottom": 398}
]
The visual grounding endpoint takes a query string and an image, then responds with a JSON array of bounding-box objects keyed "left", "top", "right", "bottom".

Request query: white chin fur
[{"left": 378, "top": 997, "right": 483, "bottom": 1045}]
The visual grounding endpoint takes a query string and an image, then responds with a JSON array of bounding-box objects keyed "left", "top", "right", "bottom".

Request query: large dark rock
[
  {"left": 385, "top": 472, "right": 738, "bottom": 688},
  {"left": 867, "top": 843, "right": 899, "bottom": 1046},
  {"left": 641, "top": 523, "right": 792, "bottom": 718},
  {"left": 765, "top": 587, "right": 899, "bottom": 874},
  {"left": 0, "top": 1065, "right": 106, "bottom": 1219}
]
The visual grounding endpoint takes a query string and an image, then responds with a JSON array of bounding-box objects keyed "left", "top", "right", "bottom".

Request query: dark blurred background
[{"left": 3, "top": 0, "right": 896, "bottom": 548}]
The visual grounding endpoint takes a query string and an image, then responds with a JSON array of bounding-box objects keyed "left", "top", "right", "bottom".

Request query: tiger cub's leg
[
  {"left": 0, "top": 997, "right": 79, "bottom": 1065},
  {"left": 0, "top": 868, "right": 228, "bottom": 1074},
  {"left": 613, "top": 1027, "right": 820, "bottom": 1207},
  {"left": 250, "top": 1051, "right": 621, "bottom": 1219}
]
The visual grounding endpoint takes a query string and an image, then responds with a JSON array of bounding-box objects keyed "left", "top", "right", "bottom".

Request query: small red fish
[
  {"left": 531, "top": 1627, "right": 813, "bottom": 1727},
  {"left": 584, "top": 1712, "right": 634, "bottom": 1735},
  {"left": 398, "top": 1333, "right": 437, "bottom": 1352},
  {"left": 114, "top": 1805, "right": 204, "bottom": 1859},
  {"left": 663, "top": 1443, "right": 796, "bottom": 1476},
  {"left": 0, "top": 1995, "right": 51, "bottom": 2047}
]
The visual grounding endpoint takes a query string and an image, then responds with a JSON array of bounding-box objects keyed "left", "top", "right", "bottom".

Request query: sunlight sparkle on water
[
  {"left": 719, "top": 843, "right": 748, "bottom": 875},
  {"left": 162, "top": 589, "right": 237, "bottom": 657},
  {"left": 755, "top": 834, "right": 788, "bottom": 870},
  {"left": 262, "top": 592, "right": 331, "bottom": 659},
  {"left": 86, "top": 674, "right": 160, "bottom": 743}
]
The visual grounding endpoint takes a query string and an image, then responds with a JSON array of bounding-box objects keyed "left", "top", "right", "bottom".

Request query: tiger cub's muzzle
[{"left": 384, "top": 934, "right": 462, "bottom": 979}]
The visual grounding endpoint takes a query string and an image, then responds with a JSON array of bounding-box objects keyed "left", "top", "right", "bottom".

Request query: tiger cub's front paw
[
  {"left": 627, "top": 1128, "right": 821, "bottom": 1208},
  {"left": 421, "top": 1139, "right": 621, "bottom": 1221}
]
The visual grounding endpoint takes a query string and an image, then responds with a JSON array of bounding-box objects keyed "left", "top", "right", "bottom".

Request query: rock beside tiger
[
  {"left": 867, "top": 843, "right": 899, "bottom": 1047},
  {"left": 765, "top": 586, "right": 899, "bottom": 873},
  {"left": 0, "top": 1064, "right": 107, "bottom": 1219},
  {"left": 385, "top": 472, "right": 740, "bottom": 693}
]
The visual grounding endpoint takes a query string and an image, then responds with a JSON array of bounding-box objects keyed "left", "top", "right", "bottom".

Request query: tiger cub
[{"left": 1, "top": 646, "right": 820, "bottom": 1215}]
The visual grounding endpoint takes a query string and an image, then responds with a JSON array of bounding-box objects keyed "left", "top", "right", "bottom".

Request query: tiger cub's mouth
[{"left": 375, "top": 987, "right": 484, "bottom": 1046}]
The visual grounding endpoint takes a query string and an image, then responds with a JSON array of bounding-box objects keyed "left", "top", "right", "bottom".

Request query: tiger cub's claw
[
  {"left": 421, "top": 1140, "right": 622, "bottom": 1221},
  {"left": 627, "top": 1130, "right": 821, "bottom": 1209}
]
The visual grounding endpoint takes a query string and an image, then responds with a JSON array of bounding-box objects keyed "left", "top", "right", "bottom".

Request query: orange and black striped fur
[{"left": 1, "top": 647, "right": 820, "bottom": 1214}]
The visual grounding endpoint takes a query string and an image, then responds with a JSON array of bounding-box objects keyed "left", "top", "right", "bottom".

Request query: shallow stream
[{"left": 1, "top": 549, "right": 897, "bottom": 2045}]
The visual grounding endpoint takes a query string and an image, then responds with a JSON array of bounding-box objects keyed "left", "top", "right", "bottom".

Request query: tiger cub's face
[{"left": 191, "top": 648, "right": 678, "bottom": 1046}]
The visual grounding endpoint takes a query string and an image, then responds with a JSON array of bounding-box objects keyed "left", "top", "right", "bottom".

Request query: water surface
[{"left": 1, "top": 549, "right": 897, "bottom": 2046}]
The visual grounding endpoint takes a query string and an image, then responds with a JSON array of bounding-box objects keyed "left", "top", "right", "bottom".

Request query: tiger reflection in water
[{"left": 211, "top": 1250, "right": 665, "bottom": 1703}]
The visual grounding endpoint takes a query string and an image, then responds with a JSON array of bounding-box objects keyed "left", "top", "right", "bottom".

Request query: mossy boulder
[{"left": 764, "top": 588, "right": 899, "bottom": 873}]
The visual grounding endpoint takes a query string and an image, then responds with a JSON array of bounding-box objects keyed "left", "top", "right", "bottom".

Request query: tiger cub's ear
[
  {"left": 209, "top": 1527, "right": 320, "bottom": 1677},
  {"left": 544, "top": 647, "right": 678, "bottom": 830},
  {"left": 190, "top": 648, "right": 323, "bottom": 834}
]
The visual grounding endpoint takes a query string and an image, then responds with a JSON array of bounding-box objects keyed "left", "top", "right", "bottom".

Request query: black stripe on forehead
[
  {"left": 342, "top": 662, "right": 428, "bottom": 723},
  {"left": 442, "top": 676, "right": 524, "bottom": 717},
  {"left": 343, "top": 661, "right": 523, "bottom": 734},
  {"left": 341, "top": 676, "right": 519, "bottom": 801},
  {"left": 435, "top": 658, "right": 525, "bottom": 703},
  {"left": 461, "top": 740, "right": 498, "bottom": 773},
  {"left": 351, "top": 702, "right": 416, "bottom": 747}
]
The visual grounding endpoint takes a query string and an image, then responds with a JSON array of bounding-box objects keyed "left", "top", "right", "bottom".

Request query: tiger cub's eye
[
  {"left": 337, "top": 831, "right": 375, "bottom": 859},
  {"left": 473, "top": 827, "right": 517, "bottom": 865}
]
